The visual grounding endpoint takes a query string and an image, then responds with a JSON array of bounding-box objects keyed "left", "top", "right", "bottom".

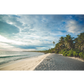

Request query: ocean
[{"left": 0, "top": 51, "right": 44, "bottom": 65}]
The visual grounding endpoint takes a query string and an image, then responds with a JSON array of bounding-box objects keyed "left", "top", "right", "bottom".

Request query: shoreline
[
  {"left": 0, "top": 53, "right": 83, "bottom": 71},
  {"left": 0, "top": 53, "right": 51, "bottom": 70}
]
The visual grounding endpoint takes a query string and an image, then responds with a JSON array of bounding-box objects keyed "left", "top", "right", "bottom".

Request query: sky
[{"left": 0, "top": 15, "right": 84, "bottom": 51}]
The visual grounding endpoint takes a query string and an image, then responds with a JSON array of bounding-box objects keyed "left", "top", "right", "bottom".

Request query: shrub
[
  {"left": 67, "top": 53, "right": 72, "bottom": 56},
  {"left": 67, "top": 53, "right": 71, "bottom": 56},
  {"left": 51, "top": 51, "right": 55, "bottom": 53},
  {"left": 61, "top": 49, "right": 66, "bottom": 54},
  {"left": 62, "top": 49, "right": 68, "bottom": 51},
  {"left": 61, "top": 49, "right": 68, "bottom": 53},
  {"left": 73, "top": 51, "right": 79, "bottom": 57},
  {"left": 79, "top": 52, "right": 83, "bottom": 58},
  {"left": 66, "top": 51, "right": 69, "bottom": 54},
  {"left": 59, "top": 51, "right": 61, "bottom": 54},
  {"left": 83, "top": 54, "right": 84, "bottom": 59},
  {"left": 68, "top": 50, "right": 73, "bottom": 56},
  {"left": 55, "top": 50, "right": 59, "bottom": 53},
  {"left": 76, "top": 53, "right": 79, "bottom": 57},
  {"left": 63, "top": 52, "right": 67, "bottom": 56}
]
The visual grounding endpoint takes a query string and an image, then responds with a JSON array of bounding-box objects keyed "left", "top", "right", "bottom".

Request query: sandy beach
[
  {"left": 34, "top": 53, "right": 84, "bottom": 70},
  {"left": 0, "top": 53, "right": 84, "bottom": 74},
  {"left": 0, "top": 53, "right": 51, "bottom": 71}
]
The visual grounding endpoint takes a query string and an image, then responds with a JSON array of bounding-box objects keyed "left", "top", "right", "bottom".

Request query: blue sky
[{"left": 0, "top": 15, "right": 84, "bottom": 51}]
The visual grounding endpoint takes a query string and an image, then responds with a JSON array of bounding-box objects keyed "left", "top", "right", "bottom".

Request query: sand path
[{"left": 35, "top": 54, "right": 84, "bottom": 70}]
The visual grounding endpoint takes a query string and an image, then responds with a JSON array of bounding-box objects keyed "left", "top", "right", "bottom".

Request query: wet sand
[{"left": 0, "top": 53, "right": 51, "bottom": 71}]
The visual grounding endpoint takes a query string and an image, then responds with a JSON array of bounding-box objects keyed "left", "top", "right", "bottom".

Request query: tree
[
  {"left": 77, "top": 32, "right": 84, "bottom": 50},
  {"left": 64, "top": 34, "right": 73, "bottom": 49},
  {"left": 59, "top": 36, "right": 65, "bottom": 49},
  {"left": 53, "top": 41, "right": 55, "bottom": 46},
  {"left": 74, "top": 38, "right": 81, "bottom": 49},
  {"left": 55, "top": 43, "right": 61, "bottom": 50}
]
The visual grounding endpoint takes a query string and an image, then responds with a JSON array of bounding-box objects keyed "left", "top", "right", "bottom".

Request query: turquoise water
[{"left": 0, "top": 51, "right": 44, "bottom": 65}]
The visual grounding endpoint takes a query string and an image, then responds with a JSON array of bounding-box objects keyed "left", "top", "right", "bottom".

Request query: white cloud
[
  {"left": 0, "top": 42, "right": 14, "bottom": 49},
  {"left": 36, "top": 47, "right": 50, "bottom": 50},
  {"left": 1, "top": 15, "right": 80, "bottom": 50},
  {"left": 0, "top": 35, "right": 28, "bottom": 45},
  {"left": 0, "top": 42, "right": 36, "bottom": 51},
  {"left": 41, "top": 17, "right": 48, "bottom": 22},
  {"left": 66, "top": 20, "right": 83, "bottom": 34}
]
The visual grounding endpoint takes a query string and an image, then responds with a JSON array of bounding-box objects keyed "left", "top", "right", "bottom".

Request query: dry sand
[{"left": 0, "top": 53, "right": 51, "bottom": 71}]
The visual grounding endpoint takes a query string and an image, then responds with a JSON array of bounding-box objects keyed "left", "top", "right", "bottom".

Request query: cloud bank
[{"left": 0, "top": 15, "right": 84, "bottom": 51}]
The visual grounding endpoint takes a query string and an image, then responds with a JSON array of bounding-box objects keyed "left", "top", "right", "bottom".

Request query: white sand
[{"left": 0, "top": 53, "right": 51, "bottom": 71}]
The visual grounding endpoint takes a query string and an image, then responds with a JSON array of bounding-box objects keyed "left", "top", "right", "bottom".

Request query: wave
[{"left": 0, "top": 51, "right": 44, "bottom": 65}]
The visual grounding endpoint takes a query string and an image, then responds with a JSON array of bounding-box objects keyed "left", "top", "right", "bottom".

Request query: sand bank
[{"left": 0, "top": 53, "right": 51, "bottom": 71}]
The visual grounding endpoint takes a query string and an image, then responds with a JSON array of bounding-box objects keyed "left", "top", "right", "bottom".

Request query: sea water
[{"left": 0, "top": 51, "right": 44, "bottom": 65}]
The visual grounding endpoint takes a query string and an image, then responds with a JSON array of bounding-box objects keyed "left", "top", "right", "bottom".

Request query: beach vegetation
[{"left": 41, "top": 32, "right": 84, "bottom": 60}]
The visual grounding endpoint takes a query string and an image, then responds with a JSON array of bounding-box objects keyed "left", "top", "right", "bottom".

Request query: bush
[
  {"left": 79, "top": 52, "right": 83, "bottom": 58},
  {"left": 72, "top": 49, "right": 80, "bottom": 52},
  {"left": 60, "top": 50, "right": 64, "bottom": 54},
  {"left": 66, "top": 51, "right": 69, "bottom": 54},
  {"left": 55, "top": 50, "right": 59, "bottom": 53},
  {"left": 63, "top": 51, "right": 67, "bottom": 56},
  {"left": 51, "top": 51, "right": 55, "bottom": 53},
  {"left": 62, "top": 49, "right": 66, "bottom": 51},
  {"left": 82, "top": 54, "right": 84, "bottom": 59},
  {"left": 59, "top": 51, "right": 61, "bottom": 54},
  {"left": 73, "top": 51, "right": 79, "bottom": 57},
  {"left": 67, "top": 53, "right": 72, "bottom": 56},
  {"left": 68, "top": 50, "right": 73, "bottom": 56},
  {"left": 61, "top": 49, "right": 68, "bottom": 54}
]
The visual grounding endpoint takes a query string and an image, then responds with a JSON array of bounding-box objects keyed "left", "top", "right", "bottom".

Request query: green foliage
[
  {"left": 79, "top": 52, "right": 82, "bottom": 57},
  {"left": 42, "top": 32, "right": 84, "bottom": 60},
  {"left": 68, "top": 50, "right": 73, "bottom": 56},
  {"left": 64, "top": 34, "right": 73, "bottom": 49},
  {"left": 79, "top": 52, "right": 83, "bottom": 58},
  {"left": 73, "top": 51, "right": 79, "bottom": 57},
  {"left": 55, "top": 50, "right": 59, "bottom": 53},
  {"left": 67, "top": 53, "right": 72, "bottom": 56},
  {"left": 53, "top": 41, "right": 55, "bottom": 47},
  {"left": 60, "top": 50, "right": 64, "bottom": 54},
  {"left": 59, "top": 49, "right": 68, "bottom": 54},
  {"left": 59, "top": 51, "right": 61, "bottom": 54},
  {"left": 82, "top": 54, "right": 84, "bottom": 59},
  {"left": 63, "top": 52, "right": 67, "bottom": 56},
  {"left": 73, "top": 49, "right": 80, "bottom": 53},
  {"left": 67, "top": 52, "right": 73, "bottom": 56},
  {"left": 62, "top": 50, "right": 73, "bottom": 57}
]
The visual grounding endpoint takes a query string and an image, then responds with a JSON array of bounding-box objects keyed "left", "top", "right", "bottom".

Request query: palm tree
[
  {"left": 59, "top": 36, "right": 65, "bottom": 49},
  {"left": 53, "top": 41, "right": 55, "bottom": 47},
  {"left": 55, "top": 42, "right": 62, "bottom": 50},
  {"left": 64, "top": 34, "right": 73, "bottom": 49},
  {"left": 74, "top": 38, "right": 78, "bottom": 49},
  {"left": 77, "top": 32, "right": 84, "bottom": 50}
]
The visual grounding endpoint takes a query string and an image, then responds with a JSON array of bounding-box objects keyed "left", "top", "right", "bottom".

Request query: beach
[
  {"left": 0, "top": 53, "right": 84, "bottom": 70},
  {"left": 34, "top": 53, "right": 84, "bottom": 70},
  {"left": 0, "top": 53, "right": 51, "bottom": 71}
]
